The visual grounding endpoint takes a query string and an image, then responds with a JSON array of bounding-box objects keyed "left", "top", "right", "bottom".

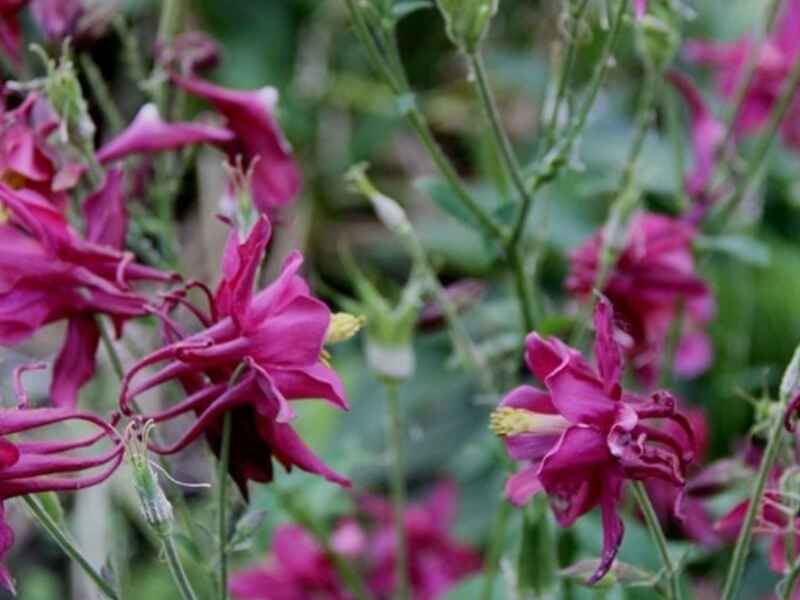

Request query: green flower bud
[
  {"left": 634, "top": 6, "right": 681, "bottom": 72},
  {"left": 127, "top": 422, "right": 174, "bottom": 538},
  {"left": 437, "top": 0, "right": 499, "bottom": 53}
]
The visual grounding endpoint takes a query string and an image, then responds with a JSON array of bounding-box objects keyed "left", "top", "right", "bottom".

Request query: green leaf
[
  {"left": 416, "top": 176, "right": 482, "bottom": 231},
  {"left": 392, "top": 0, "right": 434, "bottom": 20},
  {"left": 517, "top": 495, "right": 556, "bottom": 594},
  {"left": 695, "top": 235, "right": 771, "bottom": 267}
]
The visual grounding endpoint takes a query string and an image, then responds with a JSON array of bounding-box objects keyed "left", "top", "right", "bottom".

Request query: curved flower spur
[
  {"left": 490, "top": 297, "right": 696, "bottom": 583},
  {"left": 0, "top": 405, "right": 124, "bottom": 592},
  {"left": 118, "top": 215, "right": 351, "bottom": 496}
]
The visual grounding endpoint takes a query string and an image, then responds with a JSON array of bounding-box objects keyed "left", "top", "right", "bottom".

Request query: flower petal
[
  {"left": 504, "top": 465, "right": 543, "bottom": 507},
  {"left": 588, "top": 475, "right": 625, "bottom": 585},
  {"left": 50, "top": 315, "right": 100, "bottom": 408},
  {"left": 593, "top": 296, "right": 622, "bottom": 392}
]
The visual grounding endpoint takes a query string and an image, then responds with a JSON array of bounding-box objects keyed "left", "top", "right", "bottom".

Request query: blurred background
[{"left": 3, "top": 0, "right": 799, "bottom": 598}]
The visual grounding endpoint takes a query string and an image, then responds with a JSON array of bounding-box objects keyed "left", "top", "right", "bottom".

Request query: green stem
[
  {"left": 384, "top": 379, "right": 409, "bottom": 600},
  {"left": 161, "top": 531, "right": 199, "bottom": 600},
  {"left": 96, "top": 316, "right": 125, "bottom": 381},
  {"left": 631, "top": 483, "right": 680, "bottom": 600},
  {"left": 713, "top": 51, "right": 800, "bottom": 231},
  {"left": 720, "top": 407, "right": 785, "bottom": 599},
  {"left": 782, "top": 557, "right": 800, "bottom": 600},
  {"left": 480, "top": 499, "right": 512, "bottom": 600},
  {"left": 22, "top": 495, "right": 119, "bottom": 600},
  {"left": 508, "top": 245, "right": 536, "bottom": 333},
  {"left": 217, "top": 412, "right": 233, "bottom": 600},
  {"left": 663, "top": 87, "right": 688, "bottom": 212},
  {"left": 511, "top": 0, "right": 629, "bottom": 246},
  {"left": 79, "top": 53, "right": 125, "bottom": 134}
]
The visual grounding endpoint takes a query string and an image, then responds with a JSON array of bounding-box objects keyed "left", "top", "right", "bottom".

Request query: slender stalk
[
  {"left": 96, "top": 316, "right": 125, "bottom": 381},
  {"left": 663, "top": 88, "right": 688, "bottom": 211},
  {"left": 720, "top": 407, "right": 785, "bottom": 599},
  {"left": 631, "top": 483, "right": 680, "bottom": 600},
  {"left": 782, "top": 557, "right": 800, "bottom": 600},
  {"left": 22, "top": 495, "right": 119, "bottom": 600},
  {"left": 713, "top": 52, "right": 800, "bottom": 231},
  {"left": 79, "top": 54, "right": 125, "bottom": 134},
  {"left": 216, "top": 412, "right": 233, "bottom": 600},
  {"left": 511, "top": 0, "right": 629, "bottom": 247},
  {"left": 508, "top": 245, "right": 536, "bottom": 333},
  {"left": 383, "top": 379, "right": 409, "bottom": 600},
  {"left": 480, "top": 499, "right": 512, "bottom": 600},
  {"left": 162, "top": 531, "right": 199, "bottom": 600}
]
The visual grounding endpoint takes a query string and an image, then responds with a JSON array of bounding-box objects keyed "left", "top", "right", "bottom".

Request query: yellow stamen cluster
[
  {"left": 0, "top": 203, "right": 10, "bottom": 225},
  {"left": 489, "top": 407, "right": 567, "bottom": 437},
  {"left": 326, "top": 313, "right": 367, "bottom": 345}
]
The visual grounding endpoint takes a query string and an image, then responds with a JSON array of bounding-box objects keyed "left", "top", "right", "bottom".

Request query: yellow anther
[
  {"left": 326, "top": 313, "right": 366, "bottom": 345},
  {"left": 489, "top": 407, "right": 568, "bottom": 437},
  {"left": 0, "top": 204, "right": 9, "bottom": 225}
]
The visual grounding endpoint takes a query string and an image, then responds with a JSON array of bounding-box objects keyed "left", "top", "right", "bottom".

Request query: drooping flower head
[
  {"left": 566, "top": 212, "right": 714, "bottom": 386},
  {"left": 0, "top": 406, "right": 123, "bottom": 592},
  {"left": 0, "top": 179, "right": 175, "bottom": 407},
  {"left": 686, "top": 0, "right": 800, "bottom": 148},
  {"left": 119, "top": 215, "right": 350, "bottom": 496},
  {"left": 360, "top": 480, "right": 482, "bottom": 600},
  {"left": 490, "top": 298, "right": 695, "bottom": 583}
]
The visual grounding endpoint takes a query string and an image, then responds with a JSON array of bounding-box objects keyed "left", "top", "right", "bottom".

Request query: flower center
[
  {"left": 489, "top": 407, "right": 568, "bottom": 437},
  {"left": 1, "top": 170, "right": 27, "bottom": 190}
]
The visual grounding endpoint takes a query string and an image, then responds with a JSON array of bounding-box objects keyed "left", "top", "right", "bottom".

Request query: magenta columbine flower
[
  {"left": 360, "top": 481, "right": 482, "bottom": 600},
  {"left": 119, "top": 215, "right": 350, "bottom": 495},
  {"left": 0, "top": 181, "right": 175, "bottom": 407},
  {"left": 0, "top": 407, "right": 123, "bottom": 592},
  {"left": 230, "top": 521, "right": 362, "bottom": 600},
  {"left": 686, "top": 0, "right": 800, "bottom": 148},
  {"left": 567, "top": 212, "right": 714, "bottom": 386},
  {"left": 490, "top": 298, "right": 695, "bottom": 584}
]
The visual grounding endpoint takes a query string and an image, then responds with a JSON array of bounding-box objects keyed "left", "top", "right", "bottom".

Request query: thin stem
[
  {"left": 79, "top": 53, "right": 125, "bottom": 134},
  {"left": 22, "top": 495, "right": 119, "bottom": 600},
  {"left": 161, "top": 531, "right": 199, "bottom": 600},
  {"left": 713, "top": 51, "right": 800, "bottom": 231},
  {"left": 511, "top": 0, "right": 629, "bottom": 246},
  {"left": 96, "top": 316, "right": 125, "bottom": 381},
  {"left": 663, "top": 87, "right": 689, "bottom": 212},
  {"left": 782, "top": 557, "right": 800, "bottom": 600},
  {"left": 216, "top": 412, "right": 233, "bottom": 600},
  {"left": 508, "top": 245, "right": 536, "bottom": 333},
  {"left": 631, "top": 483, "right": 680, "bottom": 600},
  {"left": 721, "top": 407, "right": 785, "bottom": 599},
  {"left": 384, "top": 379, "right": 409, "bottom": 600},
  {"left": 480, "top": 499, "right": 512, "bottom": 600}
]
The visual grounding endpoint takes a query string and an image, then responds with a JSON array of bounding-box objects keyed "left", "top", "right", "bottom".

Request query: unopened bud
[
  {"left": 438, "top": 0, "right": 499, "bottom": 53},
  {"left": 345, "top": 162, "right": 410, "bottom": 234},
  {"left": 127, "top": 422, "right": 173, "bottom": 537},
  {"left": 634, "top": 7, "right": 681, "bottom": 72},
  {"left": 326, "top": 313, "right": 367, "bottom": 345}
]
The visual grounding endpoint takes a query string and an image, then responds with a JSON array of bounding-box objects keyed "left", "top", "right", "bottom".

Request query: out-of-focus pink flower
[
  {"left": 0, "top": 92, "right": 75, "bottom": 206},
  {"left": 172, "top": 74, "right": 301, "bottom": 215},
  {"left": 644, "top": 406, "right": 722, "bottom": 547},
  {"left": 120, "top": 216, "right": 349, "bottom": 495},
  {"left": 30, "top": 0, "right": 82, "bottom": 41},
  {"left": 0, "top": 182, "right": 174, "bottom": 407},
  {"left": 418, "top": 279, "right": 485, "bottom": 329},
  {"left": 361, "top": 480, "right": 482, "bottom": 600},
  {"left": 634, "top": 0, "right": 647, "bottom": 19},
  {"left": 686, "top": 0, "right": 800, "bottom": 148},
  {"left": 0, "top": 406, "right": 123, "bottom": 592},
  {"left": 667, "top": 71, "right": 726, "bottom": 215},
  {"left": 230, "top": 522, "right": 359, "bottom": 600},
  {"left": 567, "top": 212, "right": 714, "bottom": 387},
  {"left": 96, "top": 103, "right": 235, "bottom": 164},
  {"left": 491, "top": 298, "right": 695, "bottom": 583},
  {"left": 157, "top": 31, "right": 221, "bottom": 75}
]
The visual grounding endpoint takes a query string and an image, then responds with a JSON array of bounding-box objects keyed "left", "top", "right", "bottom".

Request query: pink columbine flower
[
  {"left": 491, "top": 298, "right": 695, "bottom": 584},
  {"left": 172, "top": 74, "right": 302, "bottom": 214},
  {"left": 0, "top": 180, "right": 174, "bottom": 407},
  {"left": 230, "top": 521, "right": 362, "bottom": 600},
  {"left": 566, "top": 212, "right": 715, "bottom": 387},
  {"left": 360, "top": 480, "right": 482, "bottom": 600},
  {"left": 634, "top": 0, "right": 647, "bottom": 19},
  {"left": 0, "top": 406, "right": 123, "bottom": 592},
  {"left": 119, "top": 215, "right": 349, "bottom": 495},
  {"left": 686, "top": 0, "right": 800, "bottom": 148}
]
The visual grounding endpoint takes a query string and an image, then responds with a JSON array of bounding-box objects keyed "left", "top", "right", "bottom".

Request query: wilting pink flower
[
  {"left": 361, "top": 480, "right": 482, "bottom": 600},
  {"left": 686, "top": 0, "right": 800, "bottom": 148},
  {"left": 643, "top": 405, "right": 722, "bottom": 547},
  {"left": 0, "top": 181, "right": 174, "bottom": 407},
  {"left": 0, "top": 92, "right": 76, "bottom": 206},
  {"left": 567, "top": 212, "right": 714, "bottom": 386},
  {"left": 172, "top": 74, "right": 301, "bottom": 214},
  {"left": 667, "top": 71, "right": 726, "bottom": 215},
  {"left": 29, "top": 0, "right": 82, "bottom": 41},
  {"left": 418, "top": 279, "right": 485, "bottom": 329},
  {"left": 491, "top": 298, "right": 695, "bottom": 583},
  {"left": 96, "top": 103, "right": 235, "bottom": 164},
  {"left": 157, "top": 31, "right": 221, "bottom": 75},
  {"left": 120, "top": 216, "right": 349, "bottom": 495},
  {"left": 230, "top": 521, "right": 362, "bottom": 600},
  {"left": 0, "top": 406, "right": 123, "bottom": 592}
]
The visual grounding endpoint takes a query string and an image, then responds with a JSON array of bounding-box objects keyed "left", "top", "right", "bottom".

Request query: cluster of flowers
[{"left": 231, "top": 482, "right": 481, "bottom": 600}]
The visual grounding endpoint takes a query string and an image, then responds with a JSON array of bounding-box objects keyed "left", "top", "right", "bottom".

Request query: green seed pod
[{"left": 437, "top": 0, "right": 499, "bottom": 53}]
